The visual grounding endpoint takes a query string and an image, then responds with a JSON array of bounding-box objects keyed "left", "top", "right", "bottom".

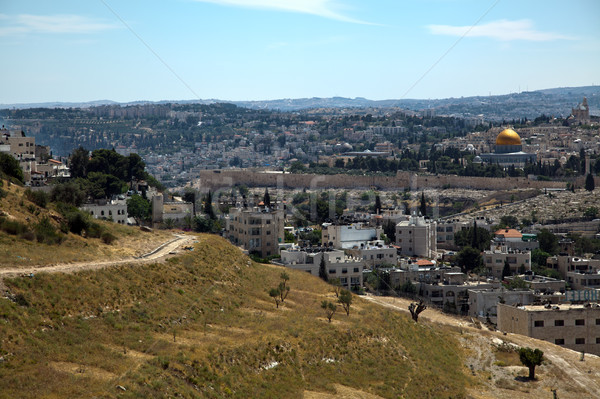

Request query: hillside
[
  {"left": 0, "top": 179, "right": 172, "bottom": 268},
  {"left": 0, "top": 234, "right": 470, "bottom": 398},
  {"left": 2, "top": 185, "right": 600, "bottom": 398}
]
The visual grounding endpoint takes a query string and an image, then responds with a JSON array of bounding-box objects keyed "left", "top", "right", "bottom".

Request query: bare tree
[{"left": 408, "top": 300, "right": 427, "bottom": 322}]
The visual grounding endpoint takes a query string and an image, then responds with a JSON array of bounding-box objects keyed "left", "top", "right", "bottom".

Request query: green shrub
[
  {"left": 66, "top": 210, "right": 90, "bottom": 235},
  {"left": 86, "top": 222, "right": 104, "bottom": 238},
  {"left": 34, "top": 216, "right": 64, "bottom": 245},
  {"left": 101, "top": 231, "right": 116, "bottom": 245},
  {"left": 0, "top": 217, "right": 29, "bottom": 236},
  {"left": 25, "top": 189, "right": 48, "bottom": 208}
]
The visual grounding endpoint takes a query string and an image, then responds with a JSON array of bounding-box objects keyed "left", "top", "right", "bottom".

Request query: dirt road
[{"left": 0, "top": 234, "right": 196, "bottom": 280}]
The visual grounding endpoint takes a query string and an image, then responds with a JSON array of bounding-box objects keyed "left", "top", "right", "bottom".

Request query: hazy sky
[{"left": 1, "top": 0, "right": 599, "bottom": 104}]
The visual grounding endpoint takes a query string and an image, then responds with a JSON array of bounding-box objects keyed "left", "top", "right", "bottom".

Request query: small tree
[
  {"left": 585, "top": 173, "right": 595, "bottom": 191},
  {"left": 338, "top": 289, "right": 352, "bottom": 316},
  {"left": 264, "top": 188, "right": 271, "bottom": 207},
  {"left": 518, "top": 347, "right": 544, "bottom": 380},
  {"left": 279, "top": 272, "right": 290, "bottom": 302},
  {"left": 330, "top": 277, "right": 342, "bottom": 297},
  {"left": 269, "top": 288, "right": 281, "bottom": 308},
  {"left": 321, "top": 300, "right": 336, "bottom": 322},
  {"left": 318, "top": 254, "right": 328, "bottom": 282},
  {"left": 408, "top": 300, "right": 427, "bottom": 322}
]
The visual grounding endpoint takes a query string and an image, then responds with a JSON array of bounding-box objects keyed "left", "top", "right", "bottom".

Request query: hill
[
  {"left": 0, "top": 179, "right": 171, "bottom": 267},
  {"left": 0, "top": 233, "right": 471, "bottom": 398},
  {"left": 2, "top": 85, "right": 599, "bottom": 119}
]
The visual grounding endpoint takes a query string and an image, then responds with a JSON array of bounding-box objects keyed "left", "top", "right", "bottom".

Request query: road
[{"left": 0, "top": 234, "right": 196, "bottom": 281}]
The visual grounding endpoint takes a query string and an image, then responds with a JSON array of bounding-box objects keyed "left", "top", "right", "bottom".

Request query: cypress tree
[
  {"left": 318, "top": 254, "right": 328, "bottom": 282},
  {"left": 585, "top": 173, "right": 595, "bottom": 191}
]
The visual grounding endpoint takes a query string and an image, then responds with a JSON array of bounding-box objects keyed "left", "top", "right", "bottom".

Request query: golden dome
[{"left": 495, "top": 128, "right": 521, "bottom": 146}]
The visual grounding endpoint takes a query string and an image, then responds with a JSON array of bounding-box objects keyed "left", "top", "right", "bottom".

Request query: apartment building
[
  {"left": 321, "top": 223, "right": 382, "bottom": 250},
  {"left": 280, "top": 248, "right": 364, "bottom": 289},
  {"left": 498, "top": 302, "right": 600, "bottom": 356},
  {"left": 395, "top": 214, "right": 436, "bottom": 258},
  {"left": 483, "top": 249, "right": 531, "bottom": 278},
  {"left": 227, "top": 206, "right": 284, "bottom": 258}
]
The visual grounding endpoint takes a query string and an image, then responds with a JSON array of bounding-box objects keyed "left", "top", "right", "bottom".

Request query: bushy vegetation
[{"left": 0, "top": 152, "right": 24, "bottom": 183}]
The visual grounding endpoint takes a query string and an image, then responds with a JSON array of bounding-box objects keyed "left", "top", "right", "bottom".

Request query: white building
[
  {"left": 321, "top": 223, "right": 382, "bottom": 250},
  {"left": 395, "top": 214, "right": 437, "bottom": 258},
  {"left": 81, "top": 199, "right": 128, "bottom": 224},
  {"left": 280, "top": 247, "right": 364, "bottom": 289}
]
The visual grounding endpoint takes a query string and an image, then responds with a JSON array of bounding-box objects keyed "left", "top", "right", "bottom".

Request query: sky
[{"left": 1, "top": 0, "right": 599, "bottom": 104}]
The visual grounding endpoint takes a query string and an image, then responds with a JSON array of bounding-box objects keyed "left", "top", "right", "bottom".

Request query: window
[
  {"left": 596, "top": 319, "right": 600, "bottom": 325},
  {"left": 554, "top": 320, "right": 564, "bottom": 326},
  {"left": 534, "top": 320, "right": 544, "bottom": 327},
  {"left": 328, "top": 269, "right": 336, "bottom": 274},
  {"left": 342, "top": 268, "right": 348, "bottom": 274},
  {"left": 575, "top": 338, "right": 585, "bottom": 345},
  {"left": 555, "top": 339, "right": 564, "bottom": 345},
  {"left": 353, "top": 268, "right": 359, "bottom": 273},
  {"left": 340, "top": 277, "right": 347, "bottom": 285},
  {"left": 575, "top": 319, "right": 585, "bottom": 326},
  {"left": 597, "top": 337, "right": 600, "bottom": 344}
]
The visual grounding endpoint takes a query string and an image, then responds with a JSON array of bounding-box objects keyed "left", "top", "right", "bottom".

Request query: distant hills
[{"left": 2, "top": 85, "right": 599, "bottom": 120}]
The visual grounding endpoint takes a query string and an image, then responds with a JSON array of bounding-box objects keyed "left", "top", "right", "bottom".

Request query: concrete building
[
  {"left": 227, "top": 206, "right": 284, "bottom": 258},
  {"left": 492, "top": 229, "right": 539, "bottom": 252},
  {"left": 395, "top": 214, "right": 437, "bottom": 258},
  {"left": 81, "top": 199, "right": 128, "bottom": 224},
  {"left": 321, "top": 223, "right": 382, "bottom": 250},
  {"left": 469, "top": 288, "right": 534, "bottom": 323},
  {"left": 280, "top": 247, "right": 364, "bottom": 289},
  {"left": 546, "top": 255, "right": 600, "bottom": 280},
  {"left": 566, "top": 271, "right": 600, "bottom": 290},
  {"left": 483, "top": 249, "right": 531, "bottom": 278},
  {"left": 346, "top": 241, "right": 397, "bottom": 268},
  {"left": 497, "top": 302, "right": 600, "bottom": 356}
]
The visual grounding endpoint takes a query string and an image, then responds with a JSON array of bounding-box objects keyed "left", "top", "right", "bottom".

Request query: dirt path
[
  {"left": 364, "top": 294, "right": 600, "bottom": 399},
  {"left": 0, "top": 234, "right": 197, "bottom": 280}
]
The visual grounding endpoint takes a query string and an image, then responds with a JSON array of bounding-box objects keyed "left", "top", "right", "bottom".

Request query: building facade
[
  {"left": 395, "top": 214, "right": 436, "bottom": 258},
  {"left": 498, "top": 302, "right": 600, "bottom": 356},
  {"left": 228, "top": 207, "right": 284, "bottom": 258},
  {"left": 280, "top": 248, "right": 364, "bottom": 289}
]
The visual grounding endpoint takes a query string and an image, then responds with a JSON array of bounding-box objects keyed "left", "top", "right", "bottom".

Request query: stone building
[
  {"left": 227, "top": 206, "right": 284, "bottom": 258},
  {"left": 279, "top": 247, "right": 364, "bottom": 289},
  {"left": 395, "top": 214, "right": 437, "bottom": 258},
  {"left": 497, "top": 302, "right": 600, "bottom": 356}
]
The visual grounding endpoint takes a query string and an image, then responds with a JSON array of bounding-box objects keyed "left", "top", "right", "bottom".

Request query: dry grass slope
[
  {"left": 0, "top": 234, "right": 469, "bottom": 398},
  {"left": 0, "top": 179, "right": 171, "bottom": 268}
]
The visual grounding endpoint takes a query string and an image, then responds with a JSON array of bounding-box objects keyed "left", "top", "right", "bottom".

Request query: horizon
[
  {"left": 1, "top": 0, "right": 599, "bottom": 104},
  {"left": 2, "top": 84, "right": 599, "bottom": 109}
]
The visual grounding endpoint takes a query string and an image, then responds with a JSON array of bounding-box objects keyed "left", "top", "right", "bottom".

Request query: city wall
[{"left": 195, "top": 170, "right": 574, "bottom": 191}]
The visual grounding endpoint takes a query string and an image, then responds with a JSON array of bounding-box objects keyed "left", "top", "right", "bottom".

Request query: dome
[{"left": 496, "top": 129, "right": 521, "bottom": 146}]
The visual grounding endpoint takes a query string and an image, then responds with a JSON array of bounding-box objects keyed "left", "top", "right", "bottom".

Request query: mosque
[{"left": 477, "top": 128, "right": 536, "bottom": 168}]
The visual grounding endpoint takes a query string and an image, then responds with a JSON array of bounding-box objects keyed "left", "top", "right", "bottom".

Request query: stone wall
[{"left": 195, "top": 170, "right": 573, "bottom": 191}]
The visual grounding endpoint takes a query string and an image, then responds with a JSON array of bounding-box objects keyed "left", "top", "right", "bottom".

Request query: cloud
[
  {"left": 427, "top": 19, "right": 574, "bottom": 41},
  {"left": 193, "top": 0, "right": 374, "bottom": 24},
  {"left": 0, "top": 14, "right": 117, "bottom": 36}
]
